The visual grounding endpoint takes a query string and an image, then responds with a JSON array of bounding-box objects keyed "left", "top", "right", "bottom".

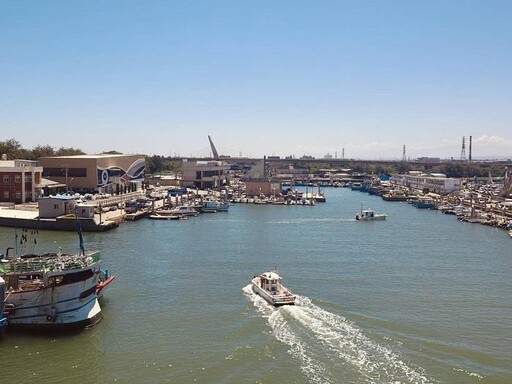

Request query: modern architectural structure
[
  {"left": 39, "top": 154, "right": 145, "bottom": 194},
  {"left": 0, "top": 160, "right": 43, "bottom": 203},
  {"left": 181, "top": 160, "right": 230, "bottom": 189}
]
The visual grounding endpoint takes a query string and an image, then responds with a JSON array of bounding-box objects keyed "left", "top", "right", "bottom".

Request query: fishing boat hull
[
  {"left": 4, "top": 269, "right": 104, "bottom": 330},
  {"left": 355, "top": 214, "right": 386, "bottom": 221},
  {"left": 251, "top": 276, "right": 295, "bottom": 306},
  {"left": 0, "top": 277, "right": 6, "bottom": 333},
  {"left": 149, "top": 214, "right": 186, "bottom": 220}
]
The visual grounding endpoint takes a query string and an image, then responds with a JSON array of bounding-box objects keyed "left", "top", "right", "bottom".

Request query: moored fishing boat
[
  {"left": 413, "top": 196, "right": 437, "bottom": 209},
  {"left": 1, "top": 223, "right": 114, "bottom": 331},
  {"left": 1, "top": 247, "right": 114, "bottom": 330},
  {"left": 0, "top": 277, "right": 7, "bottom": 333},
  {"left": 251, "top": 271, "right": 295, "bottom": 306},
  {"left": 382, "top": 189, "right": 408, "bottom": 201},
  {"left": 199, "top": 200, "right": 230, "bottom": 213}
]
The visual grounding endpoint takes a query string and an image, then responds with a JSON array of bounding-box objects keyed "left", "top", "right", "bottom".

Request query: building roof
[
  {"left": 39, "top": 178, "right": 66, "bottom": 188},
  {"left": 41, "top": 194, "right": 77, "bottom": 201},
  {"left": 40, "top": 154, "right": 143, "bottom": 159}
]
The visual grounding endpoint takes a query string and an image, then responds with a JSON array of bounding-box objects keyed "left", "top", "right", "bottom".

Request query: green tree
[
  {"left": 56, "top": 147, "right": 86, "bottom": 156},
  {"left": 32, "top": 144, "right": 55, "bottom": 159},
  {"left": 0, "top": 138, "right": 23, "bottom": 159}
]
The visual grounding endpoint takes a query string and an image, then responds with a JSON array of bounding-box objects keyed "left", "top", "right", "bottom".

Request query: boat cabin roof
[{"left": 260, "top": 271, "right": 281, "bottom": 280}]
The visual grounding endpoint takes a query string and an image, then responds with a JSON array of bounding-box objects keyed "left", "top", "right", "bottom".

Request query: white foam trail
[
  {"left": 243, "top": 285, "right": 333, "bottom": 383},
  {"left": 243, "top": 285, "right": 437, "bottom": 384},
  {"left": 268, "top": 218, "right": 354, "bottom": 225}
]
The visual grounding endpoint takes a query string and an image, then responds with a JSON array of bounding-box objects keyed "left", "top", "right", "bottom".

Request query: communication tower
[
  {"left": 402, "top": 145, "right": 406, "bottom": 162},
  {"left": 460, "top": 136, "right": 466, "bottom": 161}
]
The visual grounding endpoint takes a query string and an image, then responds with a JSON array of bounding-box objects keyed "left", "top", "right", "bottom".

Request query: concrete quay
[{"left": 0, "top": 188, "right": 176, "bottom": 232}]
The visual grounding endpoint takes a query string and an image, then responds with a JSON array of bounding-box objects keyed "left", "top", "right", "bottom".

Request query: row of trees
[
  {"left": 0, "top": 138, "right": 183, "bottom": 175},
  {"left": 0, "top": 138, "right": 85, "bottom": 160},
  {"left": 301, "top": 159, "right": 510, "bottom": 179}
]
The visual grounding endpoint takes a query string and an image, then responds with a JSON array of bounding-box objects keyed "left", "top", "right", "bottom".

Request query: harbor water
[{"left": 1, "top": 188, "right": 511, "bottom": 384}]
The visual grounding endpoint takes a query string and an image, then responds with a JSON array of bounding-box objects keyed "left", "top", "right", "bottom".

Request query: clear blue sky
[{"left": 1, "top": 0, "right": 511, "bottom": 160}]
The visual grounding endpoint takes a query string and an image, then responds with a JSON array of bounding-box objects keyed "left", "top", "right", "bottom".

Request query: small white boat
[
  {"left": 149, "top": 213, "right": 187, "bottom": 220},
  {"left": 355, "top": 208, "right": 387, "bottom": 221},
  {"left": 170, "top": 205, "right": 199, "bottom": 216},
  {"left": 153, "top": 205, "right": 198, "bottom": 218},
  {"left": 251, "top": 271, "right": 295, "bottom": 306}
]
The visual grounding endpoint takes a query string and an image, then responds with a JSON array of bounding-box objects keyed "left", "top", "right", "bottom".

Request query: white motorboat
[
  {"left": 152, "top": 205, "right": 198, "bottom": 218},
  {"left": 251, "top": 271, "right": 295, "bottom": 306},
  {"left": 149, "top": 213, "right": 187, "bottom": 220},
  {"left": 355, "top": 208, "right": 387, "bottom": 221},
  {"left": 169, "top": 205, "right": 199, "bottom": 217}
]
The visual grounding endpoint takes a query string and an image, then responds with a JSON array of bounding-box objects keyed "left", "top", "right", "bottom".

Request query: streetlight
[{"left": 61, "top": 164, "right": 69, "bottom": 194}]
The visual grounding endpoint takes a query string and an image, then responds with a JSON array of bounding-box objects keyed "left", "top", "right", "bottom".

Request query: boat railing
[
  {"left": 1, "top": 253, "right": 99, "bottom": 274},
  {"left": 272, "top": 290, "right": 294, "bottom": 299}
]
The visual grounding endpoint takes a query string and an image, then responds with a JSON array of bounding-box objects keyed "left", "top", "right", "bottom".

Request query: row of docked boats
[{"left": 1, "top": 227, "right": 114, "bottom": 333}]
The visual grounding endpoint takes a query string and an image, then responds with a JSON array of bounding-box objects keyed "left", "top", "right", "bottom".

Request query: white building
[
  {"left": 390, "top": 173, "right": 461, "bottom": 194},
  {"left": 38, "top": 195, "right": 79, "bottom": 218},
  {"left": 181, "top": 160, "right": 230, "bottom": 189}
]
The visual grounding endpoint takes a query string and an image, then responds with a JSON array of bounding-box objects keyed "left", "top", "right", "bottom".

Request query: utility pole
[
  {"left": 62, "top": 164, "right": 69, "bottom": 194},
  {"left": 469, "top": 135, "right": 472, "bottom": 162}
]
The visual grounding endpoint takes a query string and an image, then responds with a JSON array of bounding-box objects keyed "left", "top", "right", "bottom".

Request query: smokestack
[{"left": 469, "top": 136, "right": 472, "bottom": 162}]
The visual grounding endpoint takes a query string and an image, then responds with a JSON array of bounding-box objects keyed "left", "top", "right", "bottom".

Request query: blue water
[{"left": 1, "top": 187, "right": 511, "bottom": 383}]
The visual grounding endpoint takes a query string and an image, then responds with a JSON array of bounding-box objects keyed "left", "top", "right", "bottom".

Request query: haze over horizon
[{"left": 1, "top": 1, "right": 511, "bottom": 160}]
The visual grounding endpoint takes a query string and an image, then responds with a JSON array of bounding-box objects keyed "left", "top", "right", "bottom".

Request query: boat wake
[
  {"left": 268, "top": 217, "right": 354, "bottom": 225},
  {"left": 243, "top": 285, "right": 436, "bottom": 384}
]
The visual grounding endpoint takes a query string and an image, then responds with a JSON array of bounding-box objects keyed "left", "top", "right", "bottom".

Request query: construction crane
[{"left": 208, "top": 135, "right": 219, "bottom": 160}]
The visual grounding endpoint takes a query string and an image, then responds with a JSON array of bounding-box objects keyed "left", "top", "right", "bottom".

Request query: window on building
[
  {"left": 3, "top": 191, "right": 9, "bottom": 199},
  {"left": 15, "top": 175, "right": 21, "bottom": 183},
  {"left": 15, "top": 192, "right": 21, "bottom": 199},
  {"left": 43, "top": 168, "right": 87, "bottom": 177},
  {"left": 3, "top": 175, "right": 9, "bottom": 184}
]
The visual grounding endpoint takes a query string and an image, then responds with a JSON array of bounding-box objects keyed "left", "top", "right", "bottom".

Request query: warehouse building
[{"left": 39, "top": 154, "right": 145, "bottom": 194}]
